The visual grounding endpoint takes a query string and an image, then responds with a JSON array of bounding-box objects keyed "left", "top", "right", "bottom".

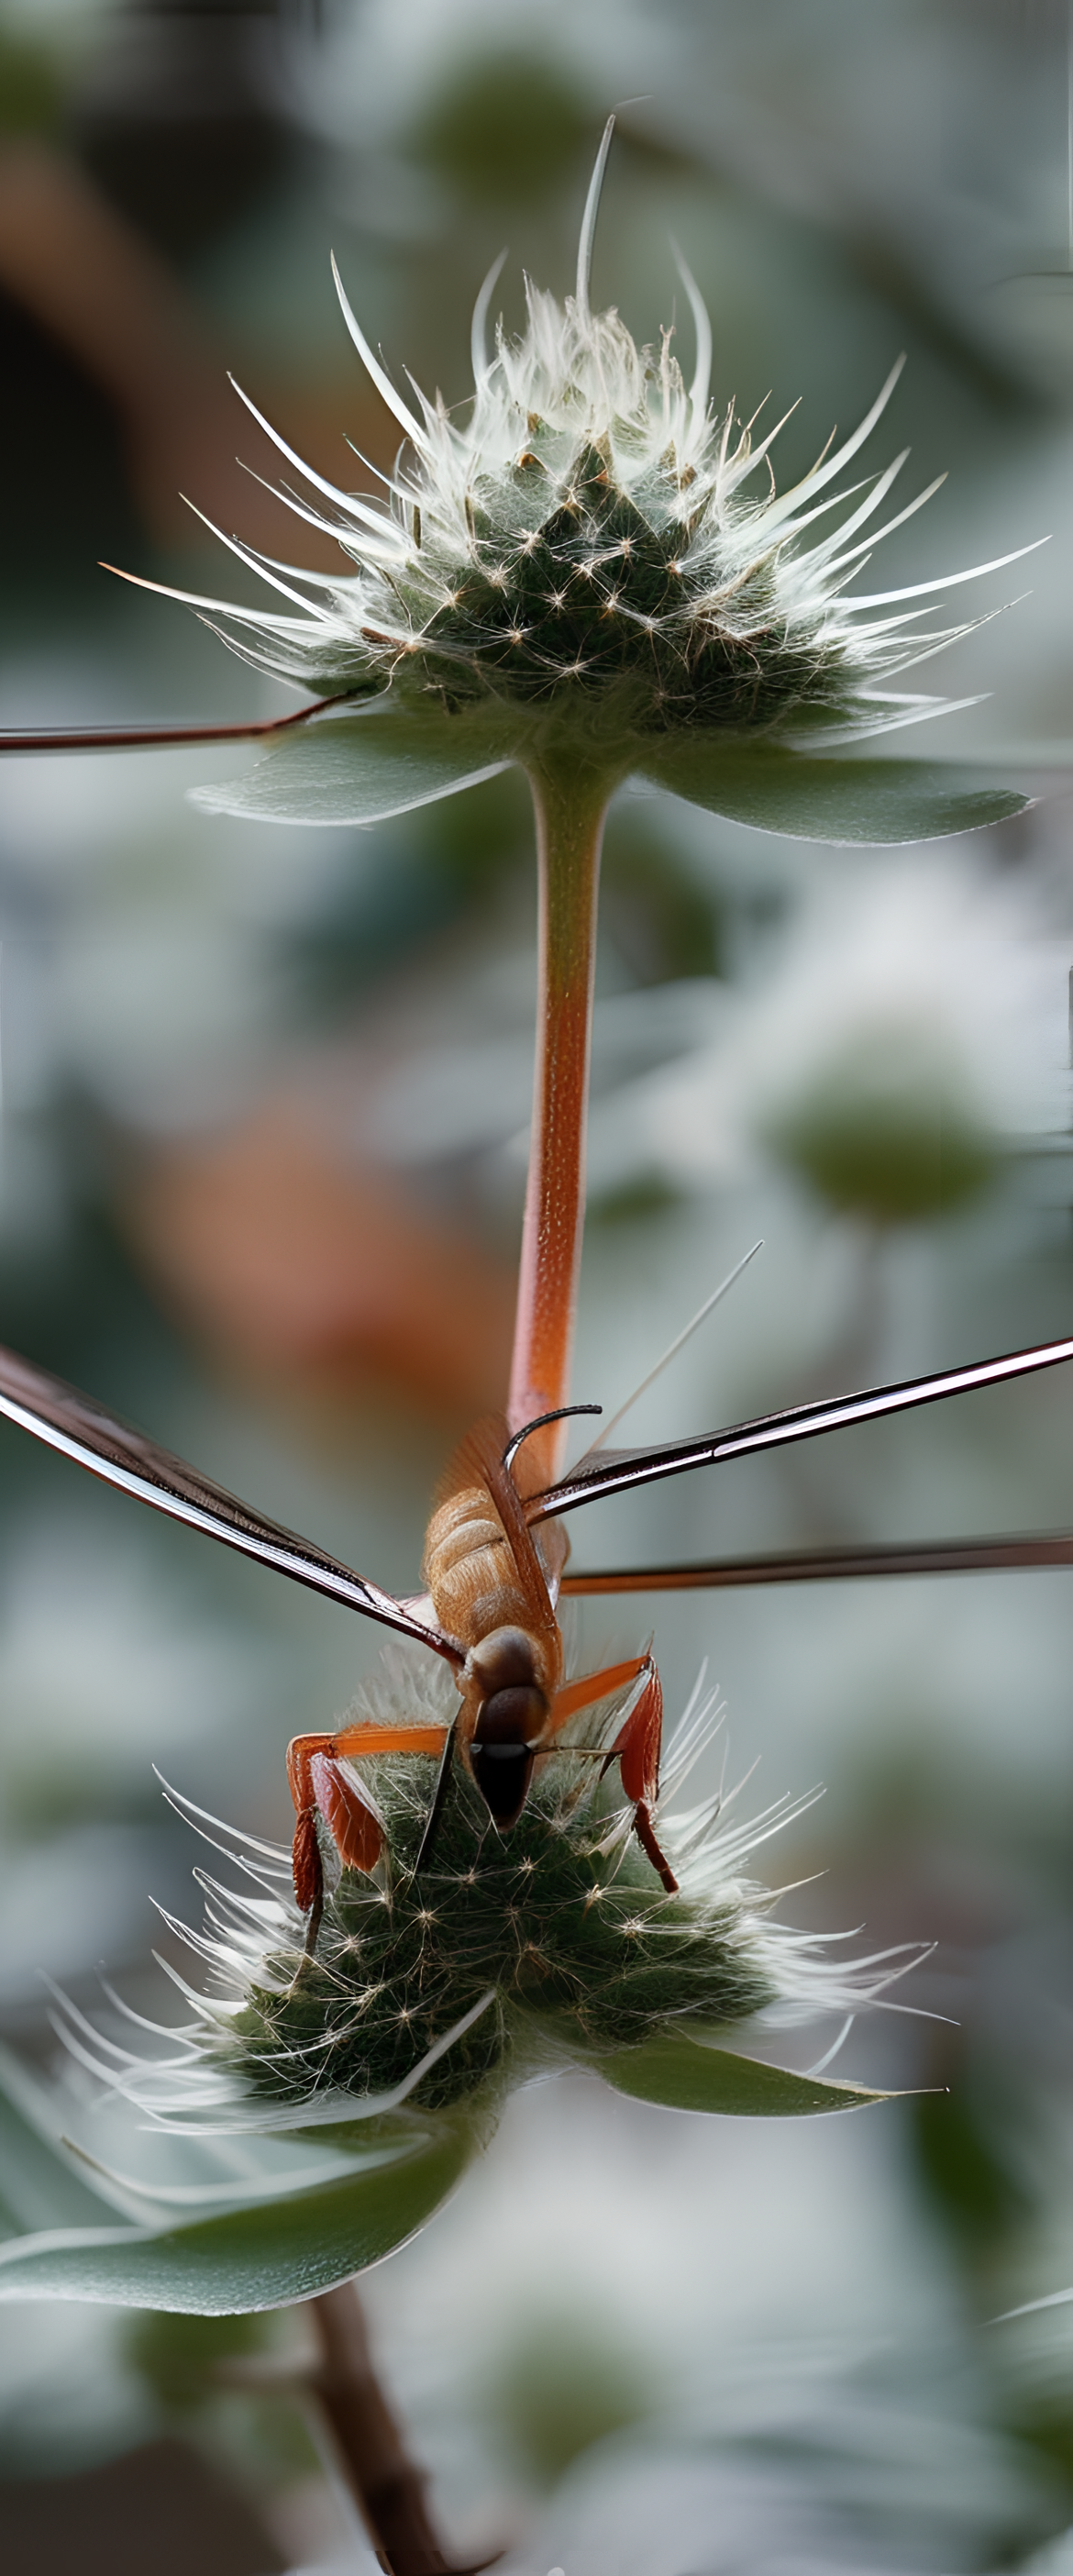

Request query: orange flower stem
[{"left": 508, "top": 756, "right": 619, "bottom": 1489}]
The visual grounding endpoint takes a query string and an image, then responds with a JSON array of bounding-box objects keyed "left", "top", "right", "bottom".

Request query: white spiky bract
[
  {"left": 153, "top": 207, "right": 1029, "bottom": 762},
  {"left": 57, "top": 1654, "right": 923, "bottom": 2132}
]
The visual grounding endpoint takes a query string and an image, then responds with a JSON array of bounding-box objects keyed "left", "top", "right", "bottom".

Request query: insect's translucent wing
[
  {"left": 559, "top": 1530, "right": 1073, "bottom": 1595},
  {"left": 0, "top": 1343, "right": 460, "bottom": 1663},
  {"left": 529, "top": 1334, "right": 1073, "bottom": 1524}
]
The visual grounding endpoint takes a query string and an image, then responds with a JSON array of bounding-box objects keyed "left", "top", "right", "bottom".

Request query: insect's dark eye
[
  {"left": 475, "top": 1684, "right": 547, "bottom": 1745},
  {"left": 470, "top": 1741, "right": 535, "bottom": 1827}
]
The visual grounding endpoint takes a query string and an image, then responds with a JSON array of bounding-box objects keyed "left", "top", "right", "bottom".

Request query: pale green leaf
[
  {"left": 0, "top": 2120, "right": 470, "bottom": 2312},
  {"left": 636, "top": 739, "right": 1028, "bottom": 844},
  {"left": 0, "top": 2044, "right": 113, "bottom": 2238},
  {"left": 598, "top": 2027, "right": 892, "bottom": 2116},
  {"left": 193, "top": 702, "right": 515, "bottom": 827}
]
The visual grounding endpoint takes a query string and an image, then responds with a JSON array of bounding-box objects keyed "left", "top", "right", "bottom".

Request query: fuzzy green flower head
[
  {"left": 158, "top": 1653, "right": 908, "bottom": 2126},
  {"left": 204, "top": 296, "right": 927, "bottom": 749},
  {"left": 0, "top": 1671, "right": 910, "bottom": 2319},
  {"left": 168, "top": 124, "right": 1035, "bottom": 846}
]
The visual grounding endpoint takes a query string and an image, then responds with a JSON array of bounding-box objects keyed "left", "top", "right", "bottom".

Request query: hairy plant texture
[
  {"left": 150, "top": 1658, "right": 912, "bottom": 2120},
  {"left": 150, "top": 115, "right": 1031, "bottom": 783},
  {"left": 174, "top": 298, "right": 1009, "bottom": 763}
]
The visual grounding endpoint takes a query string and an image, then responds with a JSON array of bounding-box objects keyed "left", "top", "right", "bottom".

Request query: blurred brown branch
[
  {"left": 0, "top": 139, "right": 381, "bottom": 557},
  {"left": 121, "top": 1101, "right": 516, "bottom": 1419},
  {"left": 310, "top": 2284, "right": 502, "bottom": 2576}
]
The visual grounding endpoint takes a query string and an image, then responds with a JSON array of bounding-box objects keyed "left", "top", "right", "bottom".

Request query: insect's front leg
[
  {"left": 548, "top": 1655, "right": 678, "bottom": 1893},
  {"left": 286, "top": 1720, "right": 449, "bottom": 1932},
  {"left": 603, "top": 1663, "right": 677, "bottom": 1894}
]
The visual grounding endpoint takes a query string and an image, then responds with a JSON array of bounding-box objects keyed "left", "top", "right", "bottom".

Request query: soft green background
[{"left": 2, "top": 3, "right": 1073, "bottom": 2570}]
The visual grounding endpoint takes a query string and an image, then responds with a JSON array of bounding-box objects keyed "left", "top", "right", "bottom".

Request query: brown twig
[{"left": 308, "top": 2283, "right": 502, "bottom": 2576}]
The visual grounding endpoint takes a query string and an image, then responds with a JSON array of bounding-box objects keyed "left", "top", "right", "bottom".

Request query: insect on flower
[
  {"left": 1, "top": 1327, "right": 1073, "bottom": 1968},
  {"left": 0, "top": 121, "right": 1064, "bottom": 2138}
]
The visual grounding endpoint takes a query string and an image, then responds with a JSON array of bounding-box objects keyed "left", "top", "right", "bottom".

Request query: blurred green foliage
[
  {"left": 762, "top": 1026, "right": 1001, "bottom": 1225},
  {"left": 587, "top": 1172, "right": 683, "bottom": 1227},
  {"left": 408, "top": 51, "right": 592, "bottom": 204},
  {"left": 125, "top": 2310, "right": 271, "bottom": 2417},
  {"left": 486, "top": 2304, "right": 656, "bottom": 2484},
  {"left": 602, "top": 816, "right": 723, "bottom": 988},
  {"left": 0, "top": 29, "right": 63, "bottom": 137},
  {"left": 124, "top": 2310, "right": 315, "bottom": 2481},
  {"left": 912, "top": 2082, "right": 1032, "bottom": 2271},
  {"left": 291, "top": 776, "right": 723, "bottom": 1018}
]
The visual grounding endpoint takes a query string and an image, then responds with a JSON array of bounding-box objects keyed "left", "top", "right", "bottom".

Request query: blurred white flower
[{"left": 584, "top": 850, "right": 1069, "bottom": 1221}]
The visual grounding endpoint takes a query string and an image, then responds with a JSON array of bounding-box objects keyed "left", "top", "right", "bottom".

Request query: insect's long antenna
[
  {"left": 503, "top": 1404, "right": 602, "bottom": 1475},
  {"left": 0, "top": 1341, "right": 464, "bottom": 1665},
  {"left": 0, "top": 693, "right": 350, "bottom": 757},
  {"left": 528, "top": 1331, "right": 1073, "bottom": 1524},
  {"left": 584, "top": 1241, "right": 763, "bottom": 1457},
  {"left": 559, "top": 1529, "right": 1073, "bottom": 1595}
]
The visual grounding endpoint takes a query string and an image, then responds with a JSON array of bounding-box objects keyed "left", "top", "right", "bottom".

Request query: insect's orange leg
[
  {"left": 549, "top": 1655, "right": 650, "bottom": 1728},
  {"left": 603, "top": 1667, "right": 661, "bottom": 1807},
  {"left": 548, "top": 1658, "right": 679, "bottom": 1894},
  {"left": 606, "top": 1663, "right": 679, "bottom": 1894},
  {"left": 286, "top": 1722, "right": 448, "bottom": 1915}
]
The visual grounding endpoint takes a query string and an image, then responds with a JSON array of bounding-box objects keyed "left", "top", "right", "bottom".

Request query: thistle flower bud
[
  {"left": 162, "top": 1655, "right": 912, "bottom": 2120},
  {"left": 138, "top": 104, "right": 1041, "bottom": 854},
  {"left": 176, "top": 294, "right": 1000, "bottom": 771}
]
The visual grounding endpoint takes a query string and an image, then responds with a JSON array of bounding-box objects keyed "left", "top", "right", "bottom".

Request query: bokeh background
[{"left": 5, "top": 3, "right": 1073, "bottom": 2569}]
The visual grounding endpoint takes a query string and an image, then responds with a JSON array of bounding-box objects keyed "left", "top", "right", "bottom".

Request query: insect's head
[{"left": 466, "top": 1626, "right": 549, "bottom": 1828}]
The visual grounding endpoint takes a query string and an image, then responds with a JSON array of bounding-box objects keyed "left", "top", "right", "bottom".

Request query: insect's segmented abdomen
[{"left": 423, "top": 1484, "right": 534, "bottom": 1649}]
